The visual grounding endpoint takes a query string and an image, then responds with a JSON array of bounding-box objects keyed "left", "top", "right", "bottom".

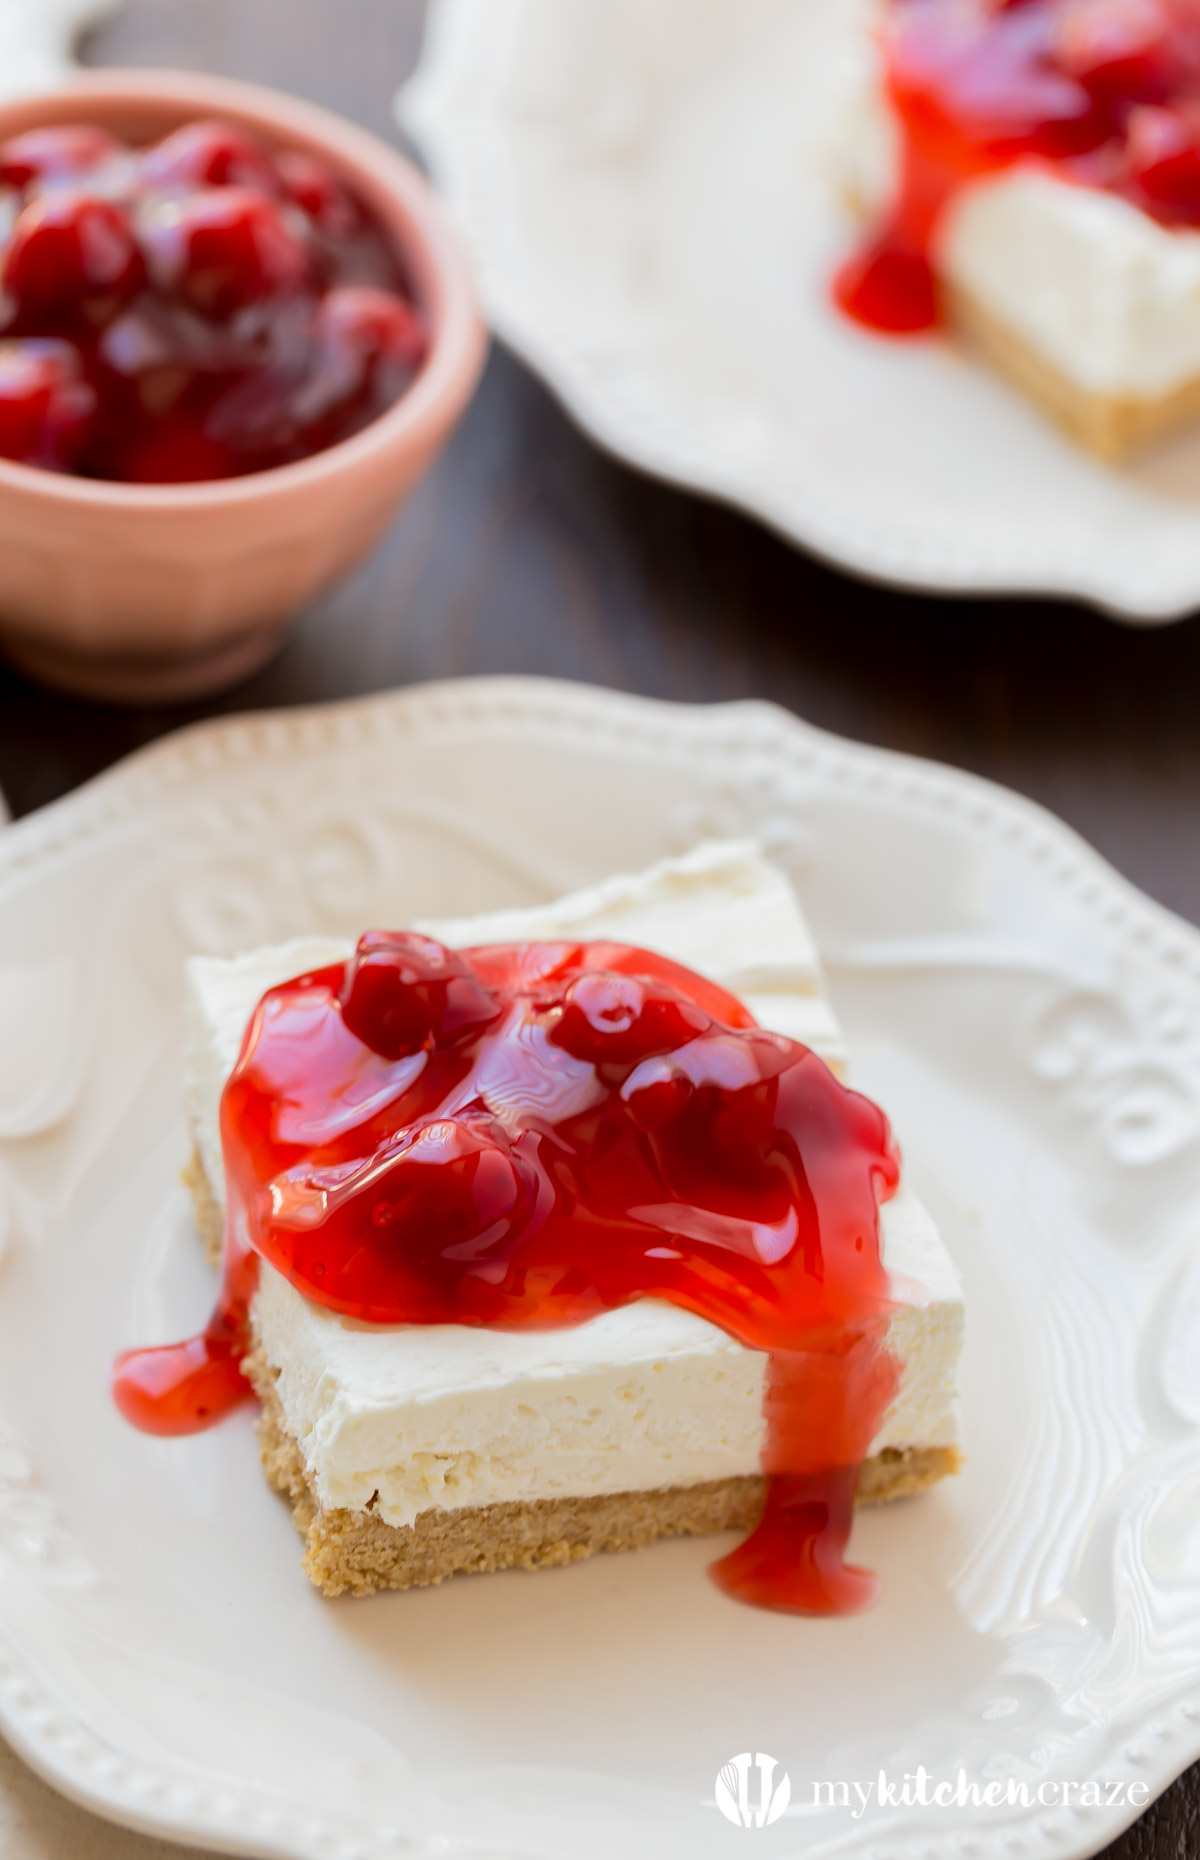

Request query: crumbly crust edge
[
  {"left": 946, "top": 279, "right": 1200, "bottom": 462},
  {"left": 185, "top": 1142, "right": 224, "bottom": 1269}
]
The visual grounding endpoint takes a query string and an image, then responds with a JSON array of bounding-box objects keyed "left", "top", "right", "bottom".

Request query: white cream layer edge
[
  {"left": 184, "top": 839, "right": 964, "bottom": 1529},
  {"left": 828, "top": 0, "right": 1200, "bottom": 400}
]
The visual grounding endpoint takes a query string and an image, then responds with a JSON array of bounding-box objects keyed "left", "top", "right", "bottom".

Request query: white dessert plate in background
[
  {"left": 401, "top": 0, "right": 1200, "bottom": 622},
  {"left": 0, "top": 0, "right": 115, "bottom": 100},
  {"left": 0, "top": 676, "right": 1199, "bottom": 1860}
]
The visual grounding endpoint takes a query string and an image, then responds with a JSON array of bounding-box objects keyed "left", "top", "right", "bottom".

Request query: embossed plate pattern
[
  {"left": 402, "top": 0, "right": 1200, "bottom": 622},
  {"left": 0, "top": 676, "right": 1199, "bottom": 1860}
]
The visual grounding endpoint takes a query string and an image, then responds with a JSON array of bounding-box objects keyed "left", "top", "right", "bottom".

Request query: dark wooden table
[{"left": 0, "top": 2, "right": 1196, "bottom": 1854}]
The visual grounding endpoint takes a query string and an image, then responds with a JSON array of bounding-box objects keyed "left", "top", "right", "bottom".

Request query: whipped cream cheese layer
[
  {"left": 831, "top": 8, "right": 1200, "bottom": 400},
  {"left": 184, "top": 840, "right": 964, "bottom": 1529}
]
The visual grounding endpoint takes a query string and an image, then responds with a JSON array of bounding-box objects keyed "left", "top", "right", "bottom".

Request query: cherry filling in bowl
[{"left": 0, "top": 118, "right": 427, "bottom": 481}]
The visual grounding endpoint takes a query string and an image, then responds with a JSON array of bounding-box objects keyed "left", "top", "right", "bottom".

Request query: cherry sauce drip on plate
[
  {"left": 113, "top": 932, "right": 902, "bottom": 1614},
  {"left": 835, "top": 0, "right": 1200, "bottom": 332}
]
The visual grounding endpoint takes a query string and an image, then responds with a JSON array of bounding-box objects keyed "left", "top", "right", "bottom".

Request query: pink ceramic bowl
[{"left": 0, "top": 69, "right": 487, "bottom": 703}]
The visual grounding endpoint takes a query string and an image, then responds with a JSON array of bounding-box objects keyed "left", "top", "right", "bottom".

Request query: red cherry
[
  {"left": 140, "top": 120, "right": 278, "bottom": 194},
  {"left": 363, "top": 1118, "right": 526, "bottom": 1257},
  {"left": 250, "top": 1115, "right": 531, "bottom": 1321},
  {"left": 627, "top": 1032, "right": 800, "bottom": 1215},
  {"left": 620, "top": 1067, "right": 693, "bottom": 1135},
  {"left": 1056, "top": 0, "right": 1175, "bottom": 100},
  {"left": 141, "top": 186, "right": 309, "bottom": 317},
  {"left": 274, "top": 151, "right": 362, "bottom": 239},
  {"left": 118, "top": 420, "right": 238, "bottom": 484},
  {"left": 0, "top": 340, "right": 94, "bottom": 468},
  {"left": 551, "top": 972, "right": 708, "bottom": 1067},
  {"left": 316, "top": 283, "right": 424, "bottom": 373},
  {"left": 339, "top": 933, "right": 499, "bottom": 1060},
  {"left": 0, "top": 125, "right": 125, "bottom": 191},
  {"left": 1123, "top": 103, "right": 1200, "bottom": 218},
  {"left": 292, "top": 285, "right": 424, "bottom": 431},
  {"left": 3, "top": 192, "right": 142, "bottom": 312}
]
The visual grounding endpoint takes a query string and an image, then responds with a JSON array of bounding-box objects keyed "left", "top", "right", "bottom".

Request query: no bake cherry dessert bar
[
  {"left": 0, "top": 118, "right": 426, "bottom": 481},
  {"left": 837, "top": 0, "right": 1200, "bottom": 332}
]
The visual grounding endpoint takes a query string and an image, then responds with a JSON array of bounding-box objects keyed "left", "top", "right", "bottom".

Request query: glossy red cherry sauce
[
  {"left": 0, "top": 118, "right": 425, "bottom": 479},
  {"left": 113, "top": 932, "right": 902, "bottom": 1614},
  {"left": 836, "top": 0, "right": 1200, "bottom": 333}
]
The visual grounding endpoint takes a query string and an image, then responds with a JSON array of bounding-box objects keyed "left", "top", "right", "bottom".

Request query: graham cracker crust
[
  {"left": 187, "top": 1144, "right": 960, "bottom": 1599},
  {"left": 947, "top": 279, "right": 1200, "bottom": 462},
  {"left": 185, "top": 1143, "right": 223, "bottom": 1269}
]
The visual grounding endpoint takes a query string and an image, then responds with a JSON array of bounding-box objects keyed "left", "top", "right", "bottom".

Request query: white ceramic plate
[
  {"left": 1, "top": 676, "right": 1199, "bottom": 1860},
  {"left": 401, "top": 0, "right": 1200, "bottom": 622},
  {"left": 0, "top": 0, "right": 115, "bottom": 100}
]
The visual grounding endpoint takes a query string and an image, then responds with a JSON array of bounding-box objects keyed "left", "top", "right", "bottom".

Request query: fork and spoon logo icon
[{"left": 715, "top": 1752, "right": 791, "bottom": 1828}]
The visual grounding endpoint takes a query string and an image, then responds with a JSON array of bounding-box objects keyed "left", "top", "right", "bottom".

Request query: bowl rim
[{"left": 0, "top": 66, "right": 487, "bottom": 510}]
